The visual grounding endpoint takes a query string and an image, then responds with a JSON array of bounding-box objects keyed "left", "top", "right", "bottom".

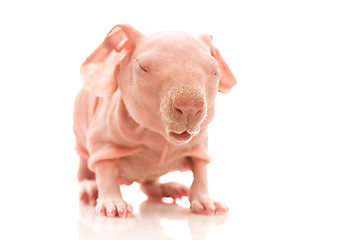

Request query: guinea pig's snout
[
  {"left": 171, "top": 87, "right": 207, "bottom": 124},
  {"left": 173, "top": 96, "right": 205, "bottom": 118},
  {"left": 161, "top": 87, "right": 208, "bottom": 144}
]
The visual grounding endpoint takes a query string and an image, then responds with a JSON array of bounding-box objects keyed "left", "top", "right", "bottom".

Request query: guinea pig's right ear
[
  {"left": 199, "top": 34, "right": 237, "bottom": 94},
  {"left": 80, "top": 24, "right": 142, "bottom": 97}
]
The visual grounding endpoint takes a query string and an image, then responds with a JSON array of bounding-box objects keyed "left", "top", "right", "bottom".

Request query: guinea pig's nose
[{"left": 172, "top": 92, "right": 206, "bottom": 117}]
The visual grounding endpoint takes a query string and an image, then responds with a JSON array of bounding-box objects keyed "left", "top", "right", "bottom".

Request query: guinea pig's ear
[
  {"left": 199, "top": 34, "right": 237, "bottom": 94},
  {"left": 80, "top": 24, "right": 142, "bottom": 97}
]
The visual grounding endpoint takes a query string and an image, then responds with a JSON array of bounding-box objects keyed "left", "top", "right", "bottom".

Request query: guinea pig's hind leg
[
  {"left": 78, "top": 156, "right": 95, "bottom": 180},
  {"left": 79, "top": 179, "right": 98, "bottom": 206},
  {"left": 78, "top": 157, "right": 98, "bottom": 206},
  {"left": 140, "top": 180, "right": 189, "bottom": 200}
]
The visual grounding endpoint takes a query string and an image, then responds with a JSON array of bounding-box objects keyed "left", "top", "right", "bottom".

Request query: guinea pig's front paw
[
  {"left": 95, "top": 196, "right": 133, "bottom": 218},
  {"left": 189, "top": 194, "right": 228, "bottom": 215},
  {"left": 79, "top": 179, "right": 98, "bottom": 206}
]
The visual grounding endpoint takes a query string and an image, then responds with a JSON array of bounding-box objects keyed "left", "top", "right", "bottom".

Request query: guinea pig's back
[{"left": 73, "top": 88, "right": 100, "bottom": 158}]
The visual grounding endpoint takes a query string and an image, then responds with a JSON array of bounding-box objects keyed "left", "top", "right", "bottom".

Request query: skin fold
[{"left": 74, "top": 24, "right": 237, "bottom": 217}]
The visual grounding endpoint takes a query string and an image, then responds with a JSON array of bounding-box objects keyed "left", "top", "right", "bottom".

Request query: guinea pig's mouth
[{"left": 168, "top": 130, "right": 193, "bottom": 144}]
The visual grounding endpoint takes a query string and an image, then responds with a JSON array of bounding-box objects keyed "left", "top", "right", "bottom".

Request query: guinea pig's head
[{"left": 80, "top": 24, "right": 237, "bottom": 145}]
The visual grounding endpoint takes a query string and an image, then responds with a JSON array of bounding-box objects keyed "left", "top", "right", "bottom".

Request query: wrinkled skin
[{"left": 74, "top": 24, "right": 236, "bottom": 217}]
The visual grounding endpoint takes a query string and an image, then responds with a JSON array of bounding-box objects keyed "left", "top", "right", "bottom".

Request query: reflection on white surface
[
  {"left": 1, "top": 1, "right": 360, "bottom": 240},
  {"left": 77, "top": 199, "right": 228, "bottom": 240}
]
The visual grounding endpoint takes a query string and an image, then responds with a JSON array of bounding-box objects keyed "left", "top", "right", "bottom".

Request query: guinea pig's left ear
[
  {"left": 199, "top": 34, "right": 237, "bottom": 94},
  {"left": 80, "top": 24, "right": 143, "bottom": 97}
]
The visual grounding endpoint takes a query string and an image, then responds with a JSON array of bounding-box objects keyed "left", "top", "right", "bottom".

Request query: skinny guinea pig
[{"left": 74, "top": 24, "right": 237, "bottom": 217}]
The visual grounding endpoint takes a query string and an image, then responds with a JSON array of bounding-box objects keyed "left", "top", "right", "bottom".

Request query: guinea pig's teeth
[
  {"left": 188, "top": 129, "right": 200, "bottom": 136},
  {"left": 170, "top": 130, "right": 186, "bottom": 135}
]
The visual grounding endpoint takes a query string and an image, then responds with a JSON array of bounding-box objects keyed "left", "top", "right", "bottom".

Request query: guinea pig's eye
[{"left": 136, "top": 58, "right": 147, "bottom": 72}]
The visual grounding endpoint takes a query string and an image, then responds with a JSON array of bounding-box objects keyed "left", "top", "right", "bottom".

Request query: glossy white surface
[
  {"left": 77, "top": 199, "right": 229, "bottom": 240},
  {"left": 1, "top": 0, "right": 360, "bottom": 239}
]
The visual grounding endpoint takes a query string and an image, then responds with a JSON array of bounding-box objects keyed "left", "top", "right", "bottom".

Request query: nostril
[{"left": 174, "top": 106, "right": 183, "bottom": 114}]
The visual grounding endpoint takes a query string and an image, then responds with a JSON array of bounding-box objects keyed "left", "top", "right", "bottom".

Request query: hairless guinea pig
[{"left": 73, "top": 24, "right": 237, "bottom": 217}]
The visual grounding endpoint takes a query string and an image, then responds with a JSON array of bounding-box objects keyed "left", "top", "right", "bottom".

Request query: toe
[
  {"left": 117, "top": 202, "right": 126, "bottom": 217},
  {"left": 180, "top": 186, "right": 189, "bottom": 196},
  {"left": 169, "top": 188, "right": 182, "bottom": 199},
  {"left": 174, "top": 185, "right": 188, "bottom": 198},
  {"left": 79, "top": 179, "right": 98, "bottom": 206},
  {"left": 106, "top": 206, "right": 117, "bottom": 217},
  {"left": 88, "top": 190, "right": 98, "bottom": 206},
  {"left": 214, "top": 201, "right": 229, "bottom": 214},
  {"left": 126, "top": 204, "right": 133, "bottom": 217},
  {"left": 203, "top": 200, "right": 216, "bottom": 215},
  {"left": 190, "top": 198, "right": 227, "bottom": 215},
  {"left": 162, "top": 182, "right": 189, "bottom": 199},
  {"left": 96, "top": 197, "right": 132, "bottom": 218},
  {"left": 95, "top": 204, "right": 106, "bottom": 216},
  {"left": 79, "top": 191, "right": 89, "bottom": 204},
  {"left": 191, "top": 200, "right": 206, "bottom": 214}
]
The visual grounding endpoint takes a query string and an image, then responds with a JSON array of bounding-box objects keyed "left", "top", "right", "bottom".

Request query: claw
[
  {"left": 190, "top": 198, "right": 228, "bottom": 215},
  {"left": 79, "top": 179, "right": 98, "bottom": 206},
  {"left": 95, "top": 197, "right": 133, "bottom": 218}
]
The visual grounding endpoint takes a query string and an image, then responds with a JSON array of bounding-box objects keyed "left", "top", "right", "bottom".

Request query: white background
[{"left": 0, "top": 0, "right": 360, "bottom": 239}]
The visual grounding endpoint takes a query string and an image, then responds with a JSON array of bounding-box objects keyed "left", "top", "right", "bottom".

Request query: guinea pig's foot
[
  {"left": 95, "top": 197, "right": 133, "bottom": 218},
  {"left": 79, "top": 179, "right": 98, "bottom": 206},
  {"left": 190, "top": 196, "right": 228, "bottom": 215},
  {"left": 141, "top": 181, "right": 188, "bottom": 200},
  {"left": 161, "top": 182, "right": 189, "bottom": 199}
]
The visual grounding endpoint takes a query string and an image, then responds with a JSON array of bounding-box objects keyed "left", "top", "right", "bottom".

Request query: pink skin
[{"left": 74, "top": 24, "right": 236, "bottom": 217}]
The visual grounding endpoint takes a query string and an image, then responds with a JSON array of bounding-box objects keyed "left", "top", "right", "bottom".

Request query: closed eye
[{"left": 136, "top": 58, "right": 147, "bottom": 72}]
